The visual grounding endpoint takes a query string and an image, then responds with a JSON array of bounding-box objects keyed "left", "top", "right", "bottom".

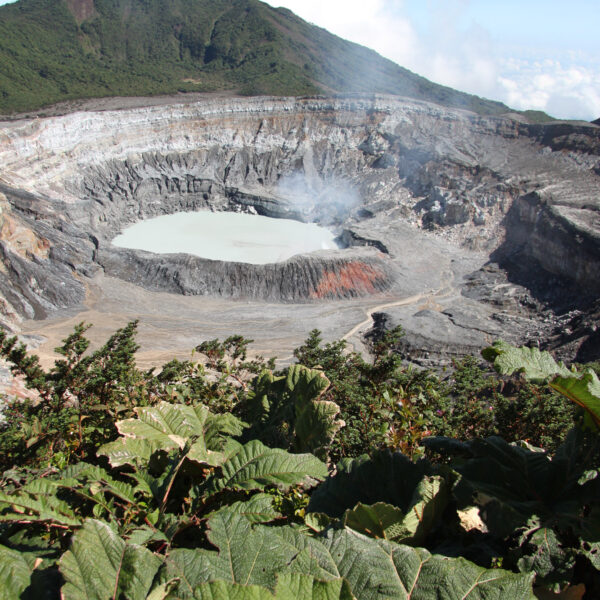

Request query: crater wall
[{"left": 0, "top": 95, "right": 598, "bottom": 362}]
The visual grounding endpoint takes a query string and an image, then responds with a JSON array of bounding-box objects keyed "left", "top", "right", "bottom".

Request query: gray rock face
[
  {"left": 98, "top": 246, "right": 393, "bottom": 302},
  {"left": 367, "top": 305, "right": 504, "bottom": 369},
  {"left": 543, "top": 300, "right": 600, "bottom": 363},
  {"left": 494, "top": 191, "right": 600, "bottom": 295},
  {"left": 0, "top": 95, "right": 598, "bottom": 363}
]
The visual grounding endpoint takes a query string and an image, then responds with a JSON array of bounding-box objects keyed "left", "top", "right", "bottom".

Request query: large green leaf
[
  {"left": 295, "top": 397, "right": 344, "bottom": 455},
  {"left": 96, "top": 437, "right": 159, "bottom": 470},
  {"left": 291, "top": 365, "right": 343, "bottom": 458},
  {"left": 578, "top": 504, "right": 600, "bottom": 572},
  {"left": 307, "top": 528, "right": 536, "bottom": 600},
  {"left": 208, "top": 493, "right": 281, "bottom": 524},
  {"left": 97, "top": 402, "right": 246, "bottom": 467},
  {"left": 163, "top": 513, "right": 300, "bottom": 596},
  {"left": 60, "top": 519, "right": 163, "bottom": 600},
  {"left": 551, "top": 370, "right": 600, "bottom": 429},
  {"left": 482, "top": 341, "right": 571, "bottom": 382},
  {"left": 163, "top": 512, "right": 534, "bottom": 600},
  {"left": 517, "top": 528, "right": 576, "bottom": 586},
  {"left": 22, "top": 463, "right": 140, "bottom": 513},
  {"left": 206, "top": 439, "right": 328, "bottom": 493},
  {"left": 163, "top": 513, "right": 344, "bottom": 597},
  {"left": 191, "top": 574, "right": 354, "bottom": 599},
  {"left": 285, "top": 366, "right": 331, "bottom": 405},
  {"left": 192, "top": 581, "right": 274, "bottom": 600},
  {"left": 342, "top": 475, "right": 448, "bottom": 545},
  {"left": 424, "top": 432, "right": 598, "bottom": 537},
  {"left": 482, "top": 341, "right": 600, "bottom": 429},
  {"left": 399, "top": 475, "right": 449, "bottom": 546},
  {"left": 268, "top": 526, "right": 341, "bottom": 582},
  {"left": 0, "top": 489, "right": 81, "bottom": 527},
  {"left": 0, "top": 544, "right": 41, "bottom": 600},
  {"left": 582, "top": 541, "right": 600, "bottom": 571},
  {"left": 343, "top": 502, "right": 408, "bottom": 541},
  {"left": 307, "top": 451, "right": 438, "bottom": 518},
  {"left": 0, "top": 531, "right": 61, "bottom": 600},
  {"left": 409, "top": 552, "right": 536, "bottom": 600},
  {"left": 249, "top": 366, "right": 343, "bottom": 459}
]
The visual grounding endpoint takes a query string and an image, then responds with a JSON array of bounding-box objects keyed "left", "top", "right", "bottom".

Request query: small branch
[
  {"left": 159, "top": 450, "right": 189, "bottom": 517},
  {"left": 13, "top": 520, "right": 73, "bottom": 530}
]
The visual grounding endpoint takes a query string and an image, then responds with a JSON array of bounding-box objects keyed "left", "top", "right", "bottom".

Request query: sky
[
  {"left": 263, "top": 0, "right": 600, "bottom": 121},
  {"left": 0, "top": 0, "right": 597, "bottom": 120}
]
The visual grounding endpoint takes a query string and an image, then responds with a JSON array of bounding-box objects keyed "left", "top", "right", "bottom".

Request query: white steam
[{"left": 276, "top": 173, "right": 362, "bottom": 223}]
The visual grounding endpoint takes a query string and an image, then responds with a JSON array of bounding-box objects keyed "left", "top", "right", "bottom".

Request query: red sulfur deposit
[{"left": 311, "top": 262, "right": 386, "bottom": 299}]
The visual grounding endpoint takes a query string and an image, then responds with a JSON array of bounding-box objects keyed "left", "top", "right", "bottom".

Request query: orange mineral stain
[{"left": 311, "top": 262, "right": 385, "bottom": 299}]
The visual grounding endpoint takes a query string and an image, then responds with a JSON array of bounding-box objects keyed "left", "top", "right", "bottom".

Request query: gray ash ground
[{"left": 0, "top": 94, "right": 598, "bottom": 372}]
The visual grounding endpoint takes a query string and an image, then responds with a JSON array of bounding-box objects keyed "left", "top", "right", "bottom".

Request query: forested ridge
[
  {"left": 0, "top": 321, "right": 598, "bottom": 598},
  {"left": 0, "top": 0, "right": 516, "bottom": 115}
]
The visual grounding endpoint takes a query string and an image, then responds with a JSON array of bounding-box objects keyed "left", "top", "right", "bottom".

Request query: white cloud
[
  {"left": 264, "top": 0, "right": 600, "bottom": 121},
  {"left": 422, "top": 23, "right": 498, "bottom": 97},
  {"left": 264, "top": 0, "right": 499, "bottom": 96},
  {"left": 497, "top": 59, "right": 600, "bottom": 120},
  {"left": 267, "top": 0, "right": 419, "bottom": 64}
]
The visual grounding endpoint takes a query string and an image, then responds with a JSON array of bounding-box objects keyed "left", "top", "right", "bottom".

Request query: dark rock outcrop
[{"left": 492, "top": 192, "right": 600, "bottom": 299}]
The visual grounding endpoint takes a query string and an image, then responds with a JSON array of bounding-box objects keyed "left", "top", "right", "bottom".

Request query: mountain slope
[{"left": 0, "top": 0, "right": 510, "bottom": 114}]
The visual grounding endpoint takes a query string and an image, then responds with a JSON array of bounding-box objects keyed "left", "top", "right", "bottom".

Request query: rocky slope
[{"left": 0, "top": 95, "right": 599, "bottom": 364}]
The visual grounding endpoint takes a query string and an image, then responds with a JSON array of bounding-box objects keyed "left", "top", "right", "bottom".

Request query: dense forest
[
  {"left": 0, "top": 0, "right": 526, "bottom": 116},
  {"left": 0, "top": 321, "right": 598, "bottom": 598}
]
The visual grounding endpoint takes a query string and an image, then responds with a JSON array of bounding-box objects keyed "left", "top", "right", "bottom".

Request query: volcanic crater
[{"left": 0, "top": 95, "right": 599, "bottom": 366}]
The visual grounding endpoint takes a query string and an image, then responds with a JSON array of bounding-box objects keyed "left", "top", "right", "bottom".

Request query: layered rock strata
[
  {"left": 99, "top": 246, "right": 393, "bottom": 302},
  {"left": 0, "top": 95, "right": 598, "bottom": 362}
]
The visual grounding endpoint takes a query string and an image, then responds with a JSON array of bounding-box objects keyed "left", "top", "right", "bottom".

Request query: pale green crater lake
[{"left": 112, "top": 211, "right": 339, "bottom": 265}]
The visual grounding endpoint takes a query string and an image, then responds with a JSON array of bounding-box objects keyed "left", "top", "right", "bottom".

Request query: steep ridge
[
  {"left": 0, "top": 95, "right": 598, "bottom": 363},
  {"left": 1, "top": 0, "right": 510, "bottom": 115}
]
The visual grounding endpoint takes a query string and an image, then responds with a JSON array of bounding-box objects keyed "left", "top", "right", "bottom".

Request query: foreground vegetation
[{"left": 0, "top": 322, "right": 598, "bottom": 598}]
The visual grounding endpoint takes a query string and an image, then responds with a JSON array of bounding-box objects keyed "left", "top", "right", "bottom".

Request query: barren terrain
[{"left": 0, "top": 94, "right": 598, "bottom": 375}]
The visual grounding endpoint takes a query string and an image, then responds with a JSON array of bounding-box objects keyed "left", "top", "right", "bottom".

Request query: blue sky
[
  {"left": 0, "top": 0, "right": 597, "bottom": 119},
  {"left": 263, "top": 0, "right": 600, "bottom": 120},
  {"left": 406, "top": 1, "right": 598, "bottom": 51}
]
